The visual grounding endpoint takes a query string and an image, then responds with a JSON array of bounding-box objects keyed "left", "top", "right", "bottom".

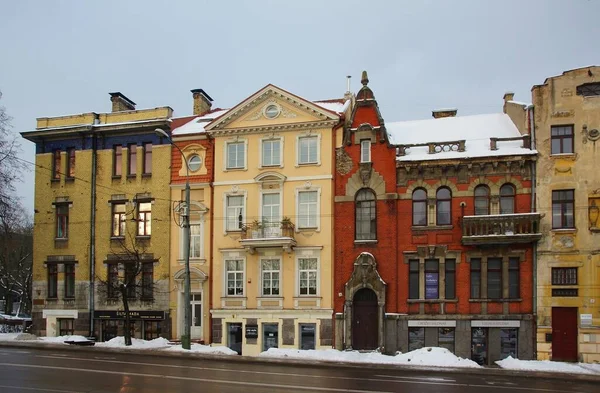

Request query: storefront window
[
  {"left": 471, "top": 327, "right": 488, "bottom": 365},
  {"left": 408, "top": 327, "right": 425, "bottom": 352},
  {"left": 438, "top": 328, "right": 455, "bottom": 353},
  {"left": 300, "top": 324, "right": 316, "bottom": 350},
  {"left": 58, "top": 318, "right": 74, "bottom": 336},
  {"left": 263, "top": 323, "right": 279, "bottom": 352},
  {"left": 500, "top": 328, "right": 518, "bottom": 359},
  {"left": 144, "top": 321, "right": 162, "bottom": 340}
]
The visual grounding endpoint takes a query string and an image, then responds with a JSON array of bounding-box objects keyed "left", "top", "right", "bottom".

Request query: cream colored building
[{"left": 205, "top": 84, "right": 349, "bottom": 355}]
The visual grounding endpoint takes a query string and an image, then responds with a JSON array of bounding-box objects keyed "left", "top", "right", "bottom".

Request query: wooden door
[
  {"left": 552, "top": 307, "right": 578, "bottom": 362},
  {"left": 352, "top": 288, "right": 378, "bottom": 350}
]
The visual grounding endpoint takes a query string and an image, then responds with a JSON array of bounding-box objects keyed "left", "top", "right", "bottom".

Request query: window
[
  {"left": 412, "top": 189, "right": 427, "bottom": 226},
  {"left": 500, "top": 328, "right": 518, "bottom": 358},
  {"left": 64, "top": 263, "right": 75, "bottom": 299},
  {"left": 112, "top": 203, "right": 126, "bottom": 237},
  {"left": 107, "top": 263, "right": 118, "bottom": 299},
  {"left": 576, "top": 82, "right": 600, "bottom": 97},
  {"left": 439, "top": 328, "right": 455, "bottom": 353},
  {"left": 470, "top": 258, "right": 481, "bottom": 299},
  {"left": 487, "top": 258, "right": 502, "bottom": 299},
  {"left": 552, "top": 288, "right": 579, "bottom": 297},
  {"left": 360, "top": 140, "right": 371, "bottom": 163},
  {"left": 298, "top": 136, "right": 318, "bottom": 164},
  {"left": 262, "top": 139, "right": 281, "bottom": 167},
  {"left": 137, "top": 202, "right": 151, "bottom": 236},
  {"left": 298, "top": 191, "right": 318, "bottom": 228},
  {"left": 508, "top": 258, "right": 520, "bottom": 299},
  {"left": 141, "top": 262, "right": 153, "bottom": 299},
  {"left": 143, "top": 143, "right": 152, "bottom": 174},
  {"left": 409, "top": 260, "right": 419, "bottom": 299},
  {"left": 52, "top": 150, "right": 61, "bottom": 180},
  {"left": 125, "top": 264, "right": 136, "bottom": 299},
  {"left": 113, "top": 145, "right": 122, "bottom": 176},
  {"left": 144, "top": 321, "right": 162, "bottom": 340},
  {"left": 500, "top": 184, "right": 515, "bottom": 214},
  {"left": 261, "top": 193, "right": 281, "bottom": 236},
  {"left": 56, "top": 204, "right": 69, "bottom": 239},
  {"left": 128, "top": 144, "right": 137, "bottom": 175},
  {"left": 66, "top": 148, "right": 75, "bottom": 178},
  {"left": 226, "top": 195, "right": 244, "bottom": 231},
  {"left": 551, "top": 267, "right": 577, "bottom": 285},
  {"left": 408, "top": 327, "right": 425, "bottom": 351},
  {"left": 188, "top": 154, "right": 202, "bottom": 172},
  {"left": 226, "top": 142, "right": 245, "bottom": 169},
  {"left": 551, "top": 125, "right": 574, "bottom": 154},
  {"left": 474, "top": 185, "right": 490, "bottom": 215},
  {"left": 226, "top": 259, "right": 244, "bottom": 296},
  {"left": 261, "top": 259, "right": 280, "bottom": 296},
  {"left": 445, "top": 259, "right": 456, "bottom": 299},
  {"left": 298, "top": 258, "right": 318, "bottom": 295},
  {"left": 425, "top": 259, "right": 439, "bottom": 299},
  {"left": 436, "top": 187, "right": 451, "bottom": 225},
  {"left": 190, "top": 222, "right": 203, "bottom": 259},
  {"left": 47, "top": 264, "right": 58, "bottom": 299},
  {"left": 355, "top": 188, "right": 376, "bottom": 240},
  {"left": 552, "top": 190, "right": 575, "bottom": 229},
  {"left": 58, "top": 319, "right": 74, "bottom": 336}
]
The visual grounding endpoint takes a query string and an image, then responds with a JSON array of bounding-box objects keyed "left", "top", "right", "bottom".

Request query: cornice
[{"left": 208, "top": 120, "right": 339, "bottom": 136}]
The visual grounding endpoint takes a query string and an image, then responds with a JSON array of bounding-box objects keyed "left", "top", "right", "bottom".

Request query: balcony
[
  {"left": 240, "top": 220, "right": 296, "bottom": 254},
  {"left": 462, "top": 213, "right": 542, "bottom": 245}
]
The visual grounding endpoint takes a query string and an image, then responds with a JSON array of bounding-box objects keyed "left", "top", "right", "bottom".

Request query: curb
[{"left": 2, "top": 341, "right": 600, "bottom": 383}]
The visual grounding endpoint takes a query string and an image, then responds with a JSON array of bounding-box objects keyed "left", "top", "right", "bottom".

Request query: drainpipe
[
  {"left": 528, "top": 105, "right": 537, "bottom": 359},
  {"left": 208, "top": 135, "right": 215, "bottom": 344},
  {"left": 89, "top": 128, "right": 97, "bottom": 338}
]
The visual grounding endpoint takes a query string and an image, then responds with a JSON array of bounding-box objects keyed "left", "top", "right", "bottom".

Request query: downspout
[
  {"left": 528, "top": 105, "right": 537, "bottom": 359},
  {"left": 89, "top": 126, "right": 97, "bottom": 338},
  {"left": 332, "top": 120, "right": 340, "bottom": 348},
  {"left": 208, "top": 135, "right": 215, "bottom": 344}
]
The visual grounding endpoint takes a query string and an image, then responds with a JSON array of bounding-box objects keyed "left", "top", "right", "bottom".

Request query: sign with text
[
  {"left": 93, "top": 310, "right": 165, "bottom": 320},
  {"left": 425, "top": 273, "right": 439, "bottom": 299},
  {"left": 408, "top": 320, "right": 456, "bottom": 327},
  {"left": 471, "top": 320, "right": 520, "bottom": 328},
  {"left": 581, "top": 314, "right": 592, "bottom": 327},
  {"left": 245, "top": 325, "right": 258, "bottom": 339}
]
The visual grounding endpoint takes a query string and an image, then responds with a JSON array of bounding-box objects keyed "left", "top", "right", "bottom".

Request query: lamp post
[{"left": 156, "top": 128, "right": 191, "bottom": 350}]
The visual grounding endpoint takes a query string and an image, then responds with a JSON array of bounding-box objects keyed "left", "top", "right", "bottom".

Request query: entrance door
[
  {"left": 352, "top": 288, "right": 378, "bottom": 350},
  {"left": 471, "top": 327, "right": 488, "bottom": 365},
  {"left": 263, "top": 324, "right": 279, "bottom": 352},
  {"left": 228, "top": 323, "right": 243, "bottom": 355},
  {"left": 191, "top": 293, "right": 202, "bottom": 339},
  {"left": 552, "top": 307, "right": 578, "bottom": 362}
]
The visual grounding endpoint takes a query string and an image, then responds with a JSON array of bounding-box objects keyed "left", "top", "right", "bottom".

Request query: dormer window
[{"left": 360, "top": 140, "right": 371, "bottom": 163}]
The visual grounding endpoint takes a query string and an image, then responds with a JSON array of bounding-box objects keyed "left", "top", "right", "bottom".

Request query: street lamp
[{"left": 156, "top": 128, "right": 192, "bottom": 350}]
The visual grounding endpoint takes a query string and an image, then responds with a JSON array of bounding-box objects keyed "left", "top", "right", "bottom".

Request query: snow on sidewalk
[
  {"left": 41, "top": 335, "right": 90, "bottom": 343},
  {"left": 259, "top": 347, "right": 482, "bottom": 369},
  {"left": 496, "top": 356, "right": 600, "bottom": 375}
]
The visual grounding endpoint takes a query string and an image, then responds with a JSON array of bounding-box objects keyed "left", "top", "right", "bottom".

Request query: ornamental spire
[{"left": 361, "top": 70, "right": 369, "bottom": 86}]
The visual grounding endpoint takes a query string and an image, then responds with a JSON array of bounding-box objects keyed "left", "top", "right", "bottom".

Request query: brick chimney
[
  {"left": 109, "top": 92, "right": 136, "bottom": 112},
  {"left": 432, "top": 108, "right": 457, "bottom": 119},
  {"left": 191, "top": 89, "right": 213, "bottom": 116},
  {"left": 503, "top": 91, "right": 515, "bottom": 102}
]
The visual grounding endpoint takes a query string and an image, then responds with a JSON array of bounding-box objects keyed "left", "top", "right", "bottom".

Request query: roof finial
[{"left": 361, "top": 70, "right": 369, "bottom": 86}]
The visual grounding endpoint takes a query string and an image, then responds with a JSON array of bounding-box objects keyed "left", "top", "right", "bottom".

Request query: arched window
[
  {"left": 355, "top": 188, "right": 376, "bottom": 240},
  {"left": 436, "top": 187, "right": 452, "bottom": 225},
  {"left": 500, "top": 184, "right": 516, "bottom": 214},
  {"left": 474, "top": 185, "right": 490, "bottom": 215},
  {"left": 412, "top": 188, "right": 427, "bottom": 226}
]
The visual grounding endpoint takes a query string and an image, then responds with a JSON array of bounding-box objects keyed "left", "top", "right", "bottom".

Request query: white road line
[
  {"left": 0, "top": 385, "right": 81, "bottom": 393},
  {"left": 375, "top": 374, "right": 456, "bottom": 382},
  {"left": 0, "top": 363, "right": 392, "bottom": 393}
]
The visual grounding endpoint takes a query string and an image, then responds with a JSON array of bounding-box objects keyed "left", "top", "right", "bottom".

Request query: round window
[
  {"left": 188, "top": 154, "right": 202, "bottom": 172},
  {"left": 264, "top": 104, "right": 280, "bottom": 119}
]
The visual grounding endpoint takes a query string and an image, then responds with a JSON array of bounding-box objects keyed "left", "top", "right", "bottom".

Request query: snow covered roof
[
  {"left": 172, "top": 109, "right": 229, "bottom": 136},
  {"left": 313, "top": 99, "right": 350, "bottom": 114},
  {"left": 387, "top": 113, "right": 536, "bottom": 162}
]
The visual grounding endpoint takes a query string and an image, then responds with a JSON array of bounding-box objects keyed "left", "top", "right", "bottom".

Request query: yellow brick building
[
  {"left": 22, "top": 93, "right": 173, "bottom": 340},
  {"left": 205, "top": 85, "right": 350, "bottom": 355}
]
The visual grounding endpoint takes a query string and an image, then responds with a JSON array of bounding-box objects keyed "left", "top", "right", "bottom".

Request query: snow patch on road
[{"left": 496, "top": 356, "right": 600, "bottom": 375}]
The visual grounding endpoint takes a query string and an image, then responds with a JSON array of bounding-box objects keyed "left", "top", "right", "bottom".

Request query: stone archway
[{"left": 344, "top": 252, "right": 386, "bottom": 350}]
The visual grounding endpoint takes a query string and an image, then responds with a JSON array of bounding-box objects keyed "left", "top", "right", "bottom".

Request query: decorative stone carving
[
  {"left": 359, "top": 163, "right": 372, "bottom": 186},
  {"left": 335, "top": 148, "right": 353, "bottom": 175}
]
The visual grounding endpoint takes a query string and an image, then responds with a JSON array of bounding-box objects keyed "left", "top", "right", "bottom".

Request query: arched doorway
[{"left": 352, "top": 288, "right": 378, "bottom": 350}]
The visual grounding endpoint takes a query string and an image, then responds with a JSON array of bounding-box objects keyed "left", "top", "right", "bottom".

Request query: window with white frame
[
  {"left": 226, "top": 142, "right": 245, "bottom": 169},
  {"left": 298, "top": 136, "right": 318, "bottom": 164},
  {"left": 226, "top": 259, "right": 244, "bottom": 296},
  {"left": 261, "top": 193, "right": 281, "bottom": 236},
  {"left": 262, "top": 139, "right": 281, "bottom": 167},
  {"left": 261, "top": 259, "right": 280, "bottom": 296},
  {"left": 360, "top": 140, "right": 371, "bottom": 163},
  {"left": 298, "top": 191, "right": 318, "bottom": 228},
  {"left": 298, "top": 258, "right": 318, "bottom": 295},
  {"left": 226, "top": 195, "right": 244, "bottom": 231},
  {"left": 189, "top": 221, "right": 203, "bottom": 259}
]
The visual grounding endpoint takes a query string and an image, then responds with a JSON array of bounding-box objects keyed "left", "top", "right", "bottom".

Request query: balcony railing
[
  {"left": 239, "top": 221, "right": 296, "bottom": 253},
  {"left": 462, "top": 213, "right": 542, "bottom": 245}
]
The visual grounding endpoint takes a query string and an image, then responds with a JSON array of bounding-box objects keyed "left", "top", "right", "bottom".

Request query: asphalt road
[{"left": 0, "top": 346, "right": 597, "bottom": 393}]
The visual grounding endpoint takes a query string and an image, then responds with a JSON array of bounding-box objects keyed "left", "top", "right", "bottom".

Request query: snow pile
[
  {"left": 40, "top": 335, "right": 90, "bottom": 343},
  {"left": 165, "top": 343, "right": 237, "bottom": 355},
  {"left": 496, "top": 356, "right": 600, "bottom": 375},
  {"left": 259, "top": 347, "right": 481, "bottom": 369},
  {"left": 96, "top": 336, "right": 170, "bottom": 349}
]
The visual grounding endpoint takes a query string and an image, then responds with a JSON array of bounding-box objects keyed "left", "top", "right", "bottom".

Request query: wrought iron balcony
[
  {"left": 462, "top": 213, "right": 542, "bottom": 245},
  {"left": 240, "top": 220, "right": 296, "bottom": 254}
]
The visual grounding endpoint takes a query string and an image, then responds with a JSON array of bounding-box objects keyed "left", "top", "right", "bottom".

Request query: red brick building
[{"left": 334, "top": 72, "right": 540, "bottom": 365}]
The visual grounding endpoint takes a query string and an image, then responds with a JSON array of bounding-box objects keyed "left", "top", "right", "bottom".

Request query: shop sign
[
  {"left": 408, "top": 320, "right": 456, "bottom": 327},
  {"left": 301, "top": 325, "right": 316, "bottom": 333},
  {"left": 425, "top": 273, "right": 439, "bottom": 299},
  {"left": 581, "top": 314, "right": 592, "bottom": 327},
  {"left": 245, "top": 324, "right": 258, "bottom": 339},
  {"left": 93, "top": 310, "right": 165, "bottom": 320},
  {"left": 471, "top": 320, "right": 520, "bottom": 328}
]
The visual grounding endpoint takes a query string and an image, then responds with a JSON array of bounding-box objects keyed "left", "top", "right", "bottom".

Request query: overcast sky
[{"left": 1, "top": 0, "right": 599, "bottom": 213}]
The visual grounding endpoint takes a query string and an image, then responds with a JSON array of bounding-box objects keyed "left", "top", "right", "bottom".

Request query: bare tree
[{"left": 0, "top": 91, "right": 27, "bottom": 209}]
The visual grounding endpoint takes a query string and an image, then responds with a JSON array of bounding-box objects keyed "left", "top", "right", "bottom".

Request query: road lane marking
[
  {"left": 0, "top": 363, "right": 393, "bottom": 393},
  {"left": 375, "top": 374, "right": 456, "bottom": 382},
  {"left": 0, "top": 385, "right": 81, "bottom": 393}
]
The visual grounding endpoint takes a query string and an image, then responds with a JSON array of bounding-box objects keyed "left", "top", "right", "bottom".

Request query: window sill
[
  {"left": 51, "top": 178, "right": 60, "bottom": 183},
  {"left": 294, "top": 295, "right": 321, "bottom": 299},
  {"left": 46, "top": 297, "right": 58, "bottom": 301},
  {"left": 141, "top": 173, "right": 152, "bottom": 178},
  {"left": 296, "top": 162, "right": 320, "bottom": 167},
  {"left": 469, "top": 298, "right": 522, "bottom": 303},
  {"left": 221, "top": 296, "right": 247, "bottom": 299},
  {"left": 551, "top": 228, "right": 577, "bottom": 234},
  {"left": 54, "top": 238, "right": 68, "bottom": 242},
  {"left": 140, "top": 297, "right": 154, "bottom": 302},
  {"left": 225, "top": 230, "right": 242, "bottom": 234},
  {"left": 112, "top": 175, "right": 122, "bottom": 180},
  {"left": 549, "top": 153, "right": 577, "bottom": 160},
  {"left": 590, "top": 227, "right": 600, "bottom": 233},
  {"left": 354, "top": 239, "right": 378, "bottom": 244},
  {"left": 110, "top": 236, "right": 125, "bottom": 241},
  {"left": 126, "top": 174, "right": 137, "bottom": 179},
  {"left": 136, "top": 235, "right": 151, "bottom": 240},
  {"left": 259, "top": 165, "right": 283, "bottom": 169},
  {"left": 224, "top": 168, "right": 247, "bottom": 172},
  {"left": 63, "top": 297, "right": 75, "bottom": 301},
  {"left": 65, "top": 177, "right": 75, "bottom": 183},
  {"left": 297, "top": 227, "right": 319, "bottom": 232},
  {"left": 407, "top": 299, "right": 458, "bottom": 303},
  {"left": 412, "top": 225, "right": 453, "bottom": 231}
]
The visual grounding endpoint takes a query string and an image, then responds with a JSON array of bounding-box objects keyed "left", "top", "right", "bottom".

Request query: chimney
[
  {"left": 191, "top": 89, "right": 213, "bottom": 116},
  {"left": 344, "top": 75, "right": 353, "bottom": 101},
  {"left": 432, "top": 108, "right": 457, "bottom": 119},
  {"left": 503, "top": 91, "right": 515, "bottom": 103},
  {"left": 109, "top": 92, "right": 136, "bottom": 112}
]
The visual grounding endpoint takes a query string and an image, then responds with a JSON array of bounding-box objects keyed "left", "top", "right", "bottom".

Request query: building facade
[
  {"left": 22, "top": 93, "right": 173, "bottom": 340},
  {"left": 531, "top": 66, "right": 600, "bottom": 363},
  {"left": 205, "top": 84, "right": 349, "bottom": 356}
]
